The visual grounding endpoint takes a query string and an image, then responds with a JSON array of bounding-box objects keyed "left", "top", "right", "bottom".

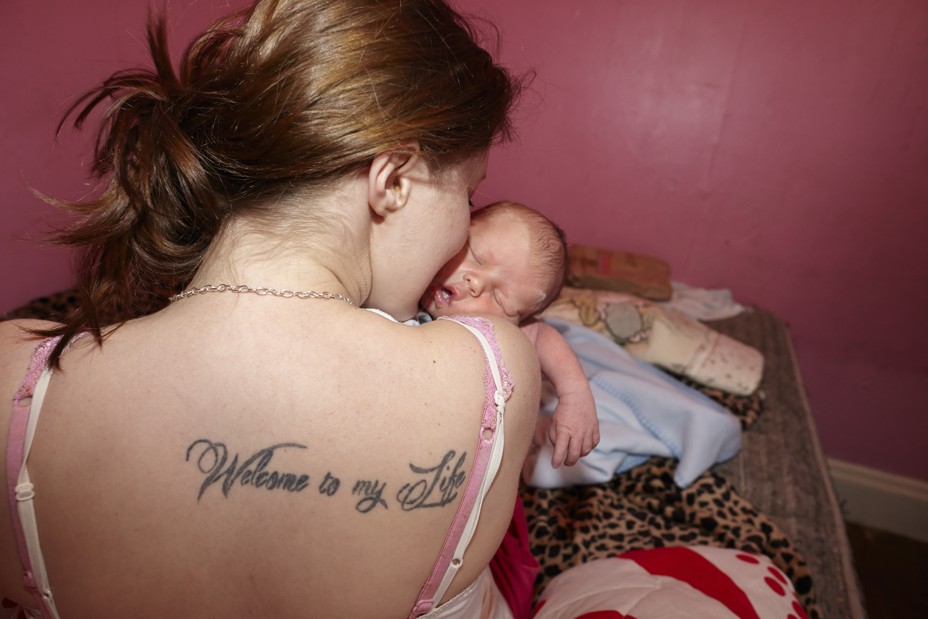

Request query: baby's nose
[{"left": 463, "top": 272, "right": 484, "bottom": 296}]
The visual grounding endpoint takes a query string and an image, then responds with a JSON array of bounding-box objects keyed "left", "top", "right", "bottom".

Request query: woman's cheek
[{"left": 447, "top": 209, "right": 471, "bottom": 262}]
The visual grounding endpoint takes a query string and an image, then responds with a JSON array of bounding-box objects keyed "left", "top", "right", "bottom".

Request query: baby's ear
[{"left": 368, "top": 143, "right": 421, "bottom": 217}]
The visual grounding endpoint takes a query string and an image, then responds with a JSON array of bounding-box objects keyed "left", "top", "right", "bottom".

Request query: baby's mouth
[
  {"left": 438, "top": 287, "right": 452, "bottom": 303},
  {"left": 433, "top": 286, "right": 453, "bottom": 308}
]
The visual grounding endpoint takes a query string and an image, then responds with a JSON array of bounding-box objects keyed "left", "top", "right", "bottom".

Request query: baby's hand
[{"left": 548, "top": 388, "right": 600, "bottom": 468}]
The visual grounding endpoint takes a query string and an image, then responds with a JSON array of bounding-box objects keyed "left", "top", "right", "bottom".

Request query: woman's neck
[{"left": 190, "top": 217, "right": 368, "bottom": 306}]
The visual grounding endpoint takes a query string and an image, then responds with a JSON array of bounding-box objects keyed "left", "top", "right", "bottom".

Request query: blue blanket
[{"left": 524, "top": 318, "right": 742, "bottom": 488}]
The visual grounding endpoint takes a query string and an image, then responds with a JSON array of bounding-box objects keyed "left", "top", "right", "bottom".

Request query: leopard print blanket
[{"left": 519, "top": 380, "right": 820, "bottom": 619}]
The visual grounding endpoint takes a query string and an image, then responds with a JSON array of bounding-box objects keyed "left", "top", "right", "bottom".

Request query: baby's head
[{"left": 422, "top": 201, "right": 567, "bottom": 324}]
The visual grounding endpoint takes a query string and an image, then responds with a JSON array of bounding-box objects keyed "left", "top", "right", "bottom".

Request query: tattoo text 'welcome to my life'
[{"left": 185, "top": 439, "right": 467, "bottom": 514}]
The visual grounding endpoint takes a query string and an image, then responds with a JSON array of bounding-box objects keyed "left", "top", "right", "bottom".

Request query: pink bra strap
[
  {"left": 409, "top": 317, "right": 512, "bottom": 617},
  {"left": 7, "top": 336, "right": 63, "bottom": 617}
]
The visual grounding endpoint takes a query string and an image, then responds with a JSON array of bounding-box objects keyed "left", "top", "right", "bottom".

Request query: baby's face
[{"left": 421, "top": 212, "right": 547, "bottom": 324}]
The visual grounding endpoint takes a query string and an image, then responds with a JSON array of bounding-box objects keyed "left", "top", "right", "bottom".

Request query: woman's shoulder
[
  {"left": 415, "top": 314, "right": 541, "bottom": 421},
  {"left": 0, "top": 320, "right": 59, "bottom": 450},
  {"left": 0, "top": 319, "right": 58, "bottom": 374},
  {"left": 421, "top": 313, "right": 533, "bottom": 349},
  {"left": 0, "top": 320, "right": 63, "bottom": 407},
  {"left": 358, "top": 309, "right": 534, "bottom": 357},
  {"left": 355, "top": 310, "right": 539, "bottom": 409},
  {"left": 416, "top": 314, "right": 539, "bottom": 376}
]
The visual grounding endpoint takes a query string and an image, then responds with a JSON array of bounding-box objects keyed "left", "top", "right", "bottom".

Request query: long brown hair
[{"left": 38, "top": 0, "right": 521, "bottom": 366}]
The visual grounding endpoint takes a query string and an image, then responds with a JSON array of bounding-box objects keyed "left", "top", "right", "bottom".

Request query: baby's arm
[{"left": 526, "top": 320, "right": 600, "bottom": 467}]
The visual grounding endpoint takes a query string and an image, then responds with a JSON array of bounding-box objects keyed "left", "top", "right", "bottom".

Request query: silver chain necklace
[{"left": 169, "top": 283, "right": 354, "bottom": 305}]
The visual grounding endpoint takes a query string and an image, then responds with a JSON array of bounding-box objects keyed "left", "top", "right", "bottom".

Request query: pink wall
[
  {"left": 464, "top": 0, "right": 928, "bottom": 482},
  {"left": 3, "top": 1, "right": 927, "bottom": 481},
  {"left": 2, "top": 0, "right": 250, "bottom": 310}
]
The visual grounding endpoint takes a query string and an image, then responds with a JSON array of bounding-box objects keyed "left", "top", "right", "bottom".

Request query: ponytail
[{"left": 39, "top": 13, "right": 228, "bottom": 366}]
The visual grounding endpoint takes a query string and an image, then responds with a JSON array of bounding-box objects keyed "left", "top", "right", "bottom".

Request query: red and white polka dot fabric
[{"left": 532, "top": 546, "right": 808, "bottom": 619}]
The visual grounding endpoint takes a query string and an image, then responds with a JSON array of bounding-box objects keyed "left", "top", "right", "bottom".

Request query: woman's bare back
[{"left": 0, "top": 305, "right": 539, "bottom": 618}]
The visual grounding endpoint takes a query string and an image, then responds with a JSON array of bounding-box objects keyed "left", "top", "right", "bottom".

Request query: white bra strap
[
  {"left": 428, "top": 320, "right": 507, "bottom": 606},
  {"left": 16, "top": 367, "right": 63, "bottom": 619}
]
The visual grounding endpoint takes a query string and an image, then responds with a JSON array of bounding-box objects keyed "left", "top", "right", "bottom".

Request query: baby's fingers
[
  {"left": 580, "top": 428, "right": 600, "bottom": 457},
  {"left": 548, "top": 424, "right": 571, "bottom": 468},
  {"left": 549, "top": 427, "right": 585, "bottom": 468},
  {"left": 561, "top": 437, "right": 585, "bottom": 467}
]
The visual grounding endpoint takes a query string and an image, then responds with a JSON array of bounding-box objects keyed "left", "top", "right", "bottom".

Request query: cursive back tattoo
[
  {"left": 186, "top": 439, "right": 311, "bottom": 500},
  {"left": 396, "top": 450, "right": 467, "bottom": 511},
  {"left": 185, "top": 439, "right": 468, "bottom": 514}
]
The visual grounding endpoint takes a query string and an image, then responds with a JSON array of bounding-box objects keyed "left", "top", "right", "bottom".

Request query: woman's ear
[{"left": 368, "top": 143, "right": 421, "bottom": 217}]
